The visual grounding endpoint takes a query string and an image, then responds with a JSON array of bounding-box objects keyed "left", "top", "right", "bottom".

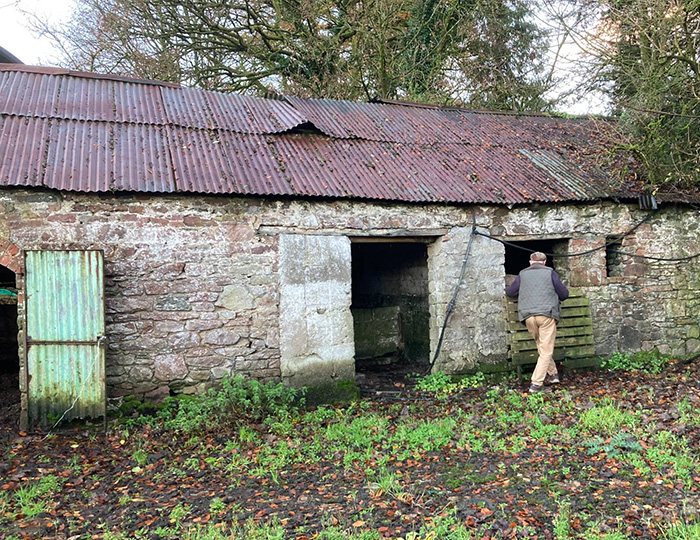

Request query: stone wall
[
  {"left": 0, "top": 189, "right": 698, "bottom": 401},
  {"left": 489, "top": 203, "right": 700, "bottom": 358}
]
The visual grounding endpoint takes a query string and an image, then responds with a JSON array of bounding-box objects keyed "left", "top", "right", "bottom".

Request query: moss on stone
[
  {"left": 303, "top": 379, "right": 360, "bottom": 407},
  {"left": 117, "top": 395, "right": 169, "bottom": 417}
]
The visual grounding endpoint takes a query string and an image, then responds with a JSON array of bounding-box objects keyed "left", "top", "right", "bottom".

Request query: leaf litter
[{"left": 1, "top": 358, "right": 699, "bottom": 539}]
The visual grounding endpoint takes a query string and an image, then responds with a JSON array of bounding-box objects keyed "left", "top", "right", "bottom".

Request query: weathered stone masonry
[{"left": 1, "top": 188, "right": 698, "bottom": 399}]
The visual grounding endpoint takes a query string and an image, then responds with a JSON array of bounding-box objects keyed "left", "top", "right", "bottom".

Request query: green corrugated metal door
[{"left": 25, "top": 250, "right": 106, "bottom": 427}]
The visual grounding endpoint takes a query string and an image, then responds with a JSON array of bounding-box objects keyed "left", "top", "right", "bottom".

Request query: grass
[
  {"left": 11, "top": 474, "right": 64, "bottom": 519},
  {"left": 579, "top": 398, "right": 639, "bottom": 434}
]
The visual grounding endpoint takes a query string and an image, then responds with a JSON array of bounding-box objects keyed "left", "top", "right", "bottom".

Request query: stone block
[
  {"left": 156, "top": 321, "right": 186, "bottom": 333},
  {"left": 186, "top": 319, "right": 224, "bottom": 331},
  {"left": 191, "top": 302, "right": 216, "bottom": 312},
  {"left": 215, "top": 284, "right": 255, "bottom": 311},
  {"left": 169, "top": 331, "right": 200, "bottom": 349},
  {"left": 189, "top": 370, "right": 212, "bottom": 382},
  {"left": 211, "top": 366, "right": 232, "bottom": 380},
  {"left": 152, "top": 262, "right": 185, "bottom": 279},
  {"left": 155, "top": 295, "right": 191, "bottom": 311},
  {"left": 154, "top": 354, "right": 188, "bottom": 381},
  {"left": 128, "top": 366, "right": 154, "bottom": 381},
  {"left": 186, "top": 356, "right": 224, "bottom": 368},
  {"left": 144, "top": 386, "right": 170, "bottom": 402},
  {"left": 203, "top": 329, "right": 241, "bottom": 346}
]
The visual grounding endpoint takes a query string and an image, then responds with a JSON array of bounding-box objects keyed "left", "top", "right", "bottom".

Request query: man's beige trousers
[{"left": 525, "top": 315, "right": 559, "bottom": 385}]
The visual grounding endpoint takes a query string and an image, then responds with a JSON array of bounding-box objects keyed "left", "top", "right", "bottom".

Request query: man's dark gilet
[{"left": 517, "top": 264, "right": 561, "bottom": 322}]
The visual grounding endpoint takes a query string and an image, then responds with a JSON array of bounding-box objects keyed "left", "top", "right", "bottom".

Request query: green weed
[
  {"left": 601, "top": 349, "right": 671, "bottom": 375},
  {"left": 406, "top": 507, "right": 475, "bottom": 539},
  {"left": 583, "top": 433, "right": 643, "bottom": 457},
  {"left": 13, "top": 475, "right": 63, "bottom": 519},
  {"left": 647, "top": 431, "right": 698, "bottom": 487},
  {"left": 209, "top": 497, "right": 226, "bottom": 515},
  {"left": 659, "top": 519, "right": 700, "bottom": 539},
  {"left": 415, "top": 370, "right": 485, "bottom": 395},
  {"left": 393, "top": 417, "right": 456, "bottom": 458},
  {"left": 132, "top": 448, "right": 148, "bottom": 467},
  {"left": 168, "top": 502, "right": 190, "bottom": 524},
  {"left": 580, "top": 399, "right": 639, "bottom": 434},
  {"left": 553, "top": 500, "right": 572, "bottom": 539},
  {"left": 678, "top": 397, "right": 700, "bottom": 426}
]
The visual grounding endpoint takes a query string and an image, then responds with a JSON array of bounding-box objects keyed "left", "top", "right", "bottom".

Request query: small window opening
[
  {"left": 606, "top": 238, "right": 624, "bottom": 278},
  {"left": 504, "top": 238, "right": 569, "bottom": 279},
  {"left": 351, "top": 241, "right": 431, "bottom": 381},
  {"left": 0, "top": 264, "right": 19, "bottom": 430}
]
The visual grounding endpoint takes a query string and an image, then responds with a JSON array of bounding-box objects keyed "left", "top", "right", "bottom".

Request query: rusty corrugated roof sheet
[{"left": 0, "top": 63, "right": 649, "bottom": 204}]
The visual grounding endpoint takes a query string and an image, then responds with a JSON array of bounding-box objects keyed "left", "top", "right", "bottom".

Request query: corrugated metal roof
[
  {"left": 113, "top": 123, "right": 177, "bottom": 192},
  {"left": 54, "top": 76, "right": 117, "bottom": 122},
  {"left": 0, "top": 70, "right": 60, "bottom": 118},
  {"left": 167, "top": 126, "right": 238, "bottom": 194},
  {"left": 44, "top": 119, "right": 113, "bottom": 192},
  {"left": 0, "top": 116, "right": 50, "bottom": 187},
  {"left": 205, "top": 92, "right": 307, "bottom": 134},
  {"left": 0, "top": 63, "right": 652, "bottom": 205},
  {"left": 112, "top": 80, "right": 169, "bottom": 125}
]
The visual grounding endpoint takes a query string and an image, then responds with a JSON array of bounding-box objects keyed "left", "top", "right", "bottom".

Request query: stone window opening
[
  {"left": 605, "top": 237, "right": 625, "bottom": 278},
  {"left": 0, "top": 264, "right": 19, "bottom": 427},
  {"left": 504, "top": 238, "right": 570, "bottom": 284},
  {"left": 351, "top": 240, "right": 431, "bottom": 379}
]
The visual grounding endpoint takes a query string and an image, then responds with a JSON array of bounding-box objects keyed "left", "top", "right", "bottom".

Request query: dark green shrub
[{"left": 164, "top": 376, "right": 303, "bottom": 434}]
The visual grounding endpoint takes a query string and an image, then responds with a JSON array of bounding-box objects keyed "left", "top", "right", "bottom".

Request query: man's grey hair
[{"left": 530, "top": 251, "right": 547, "bottom": 262}]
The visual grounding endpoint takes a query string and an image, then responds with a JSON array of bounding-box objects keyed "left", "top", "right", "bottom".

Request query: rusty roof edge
[{"left": 0, "top": 63, "right": 181, "bottom": 88}]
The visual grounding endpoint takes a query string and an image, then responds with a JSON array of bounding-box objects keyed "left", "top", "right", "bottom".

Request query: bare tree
[{"left": 31, "top": 0, "right": 558, "bottom": 110}]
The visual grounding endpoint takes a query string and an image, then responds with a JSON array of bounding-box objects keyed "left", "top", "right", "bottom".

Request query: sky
[
  {"left": 1, "top": 0, "right": 607, "bottom": 115},
  {"left": 1, "top": 0, "right": 75, "bottom": 65}
]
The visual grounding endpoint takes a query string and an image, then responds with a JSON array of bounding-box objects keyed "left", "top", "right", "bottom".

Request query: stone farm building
[{"left": 0, "top": 64, "right": 698, "bottom": 429}]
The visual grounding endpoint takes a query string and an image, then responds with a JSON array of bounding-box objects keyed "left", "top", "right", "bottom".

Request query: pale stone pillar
[{"left": 279, "top": 234, "right": 355, "bottom": 387}]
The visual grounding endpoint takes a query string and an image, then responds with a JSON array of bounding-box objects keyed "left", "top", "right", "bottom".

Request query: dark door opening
[
  {"left": 504, "top": 238, "right": 570, "bottom": 279},
  {"left": 0, "top": 264, "right": 19, "bottom": 432},
  {"left": 351, "top": 241, "right": 430, "bottom": 376}
]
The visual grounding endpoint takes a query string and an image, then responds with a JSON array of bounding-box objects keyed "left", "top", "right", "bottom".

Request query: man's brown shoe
[{"left": 545, "top": 374, "right": 560, "bottom": 385}]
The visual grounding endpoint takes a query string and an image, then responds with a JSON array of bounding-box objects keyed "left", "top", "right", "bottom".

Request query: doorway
[
  {"left": 0, "top": 264, "right": 19, "bottom": 432},
  {"left": 504, "top": 238, "right": 570, "bottom": 281},
  {"left": 351, "top": 241, "right": 431, "bottom": 378}
]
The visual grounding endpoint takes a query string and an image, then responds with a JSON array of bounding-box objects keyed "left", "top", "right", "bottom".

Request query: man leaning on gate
[{"left": 506, "top": 251, "right": 569, "bottom": 393}]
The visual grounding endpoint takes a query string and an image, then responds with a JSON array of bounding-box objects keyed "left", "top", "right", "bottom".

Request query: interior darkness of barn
[
  {"left": 0, "top": 264, "right": 19, "bottom": 425},
  {"left": 351, "top": 242, "right": 430, "bottom": 372},
  {"left": 0, "top": 265, "right": 18, "bottom": 376},
  {"left": 504, "top": 239, "right": 570, "bottom": 276}
]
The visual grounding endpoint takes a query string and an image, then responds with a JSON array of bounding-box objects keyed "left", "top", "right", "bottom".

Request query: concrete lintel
[{"left": 258, "top": 226, "right": 448, "bottom": 238}]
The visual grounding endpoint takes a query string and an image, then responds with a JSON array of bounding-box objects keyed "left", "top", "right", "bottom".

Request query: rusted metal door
[{"left": 24, "top": 250, "right": 106, "bottom": 427}]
